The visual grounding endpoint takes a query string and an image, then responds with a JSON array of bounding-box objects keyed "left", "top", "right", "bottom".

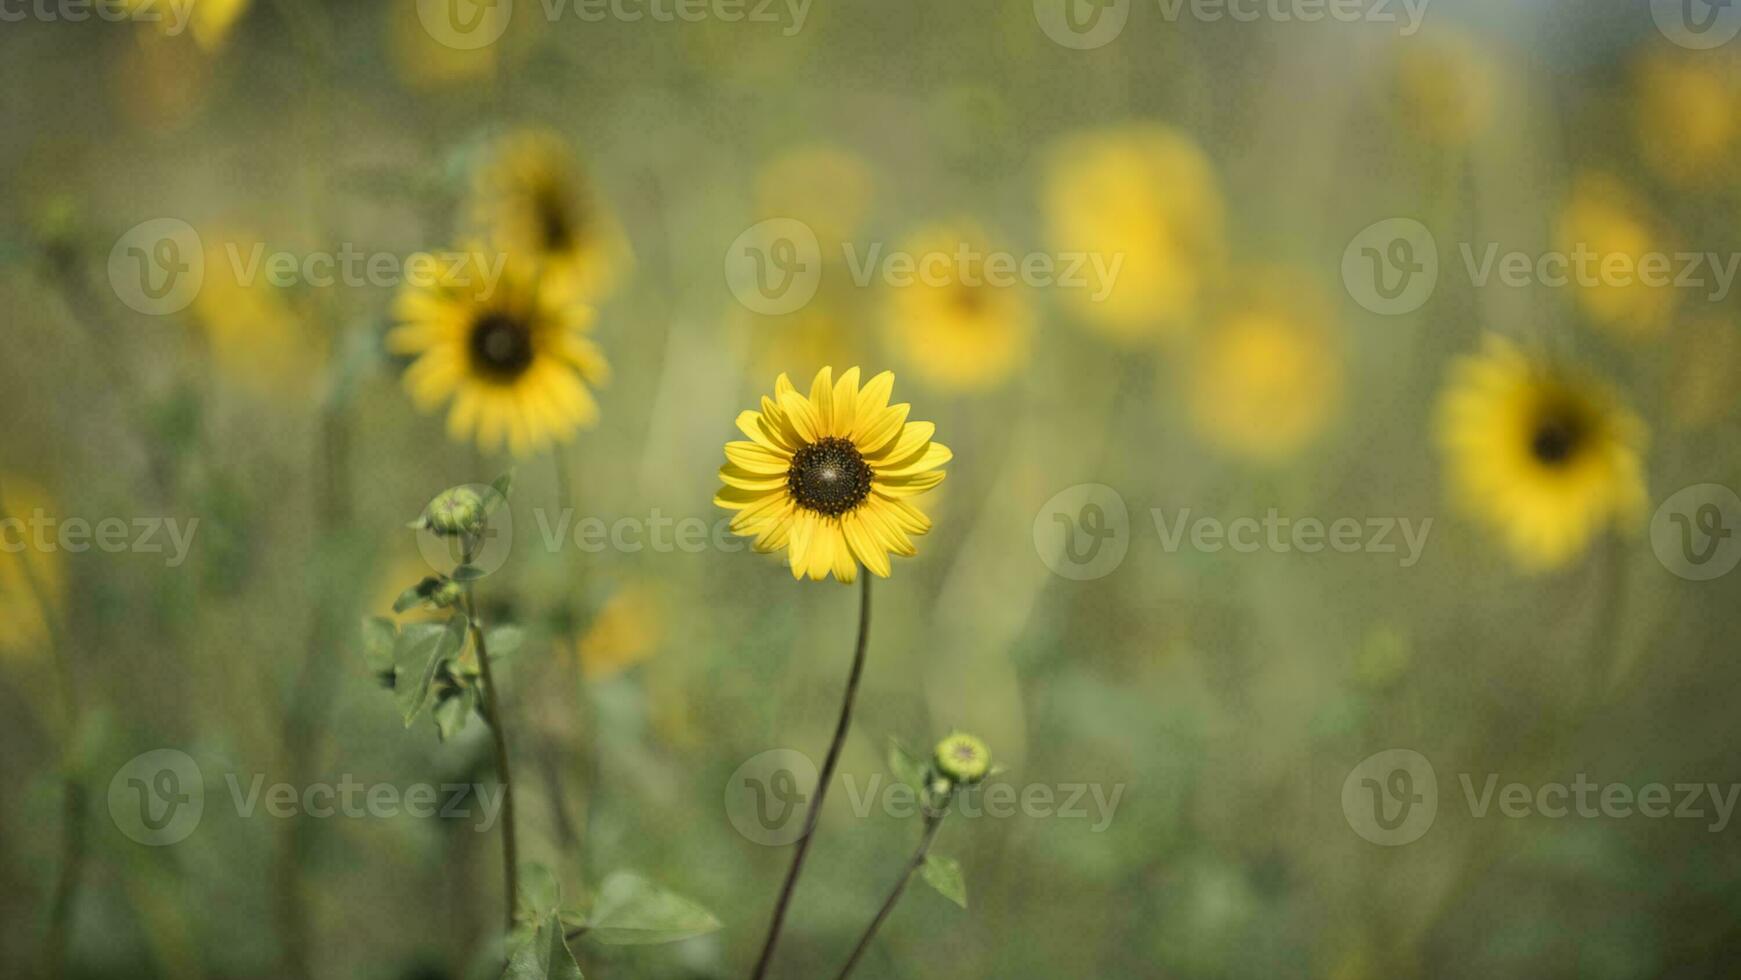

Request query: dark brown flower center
[
  {"left": 1530, "top": 413, "right": 1584, "bottom": 466},
  {"left": 788, "top": 436, "right": 873, "bottom": 516},
  {"left": 536, "top": 189, "right": 573, "bottom": 251},
  {"left": 468, "top": 313, "right": 535, "bottom": 381}
]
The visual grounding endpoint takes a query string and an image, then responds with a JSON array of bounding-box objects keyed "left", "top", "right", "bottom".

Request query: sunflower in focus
[
  {"left": 1437, "top": 335, "right": 1648, "bottom": 571},
  {"left": 470, "top": 131, "right": 627, "bottom": 303},
  {"left": 1187, "top": 271, "right": 1342, "bottom": 462},
  {"left": 883, "top": 223, "right": 1031, "bottom": 392},
  {"left": 1631, "top": 49, "right": 1741, "bottom": 187},
  {"left": 1043, "top": 123, "right": 1225, "bottom": 343},
  {"left": 0, "top": 477, "right": 66, "bottom": 662},
  {"left": 1556, "top": 174, "right": 1677, "bottom": 338},
  {"left": 715, "top": 367, "right": 949, "bottom": 582},
  {"left": 390, "top": 253, "right": 608, "bottom": 457}
]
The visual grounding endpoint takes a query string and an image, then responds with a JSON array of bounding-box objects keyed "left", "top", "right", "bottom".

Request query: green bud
[
  {"left": 430, "top": 579, "right": 466, "bottom": 608},
  {"left": 934, "top": 732, "right": 992, "bottom": 785},
  {"left": 420, "top": 486, "right": 486, "bottom": 536}
]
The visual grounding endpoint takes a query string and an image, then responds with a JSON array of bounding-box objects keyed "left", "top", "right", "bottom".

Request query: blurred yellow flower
[
  {"left": 0, "top": 477, "right": 66, "bottom": 663},
  {"left": 575, "top": 585, "right": 662, "bottom": 682},
  {"left": 1391, "top": 31, "right": 1494, "bottom": 147},
  {"left": 882, "top": 223, "right": 1032, "bottom": 392},
  {"left": 1555, "top": 174, "right": 1677, "bottom": 338},
  {"left": 1187, "top": 272, "right": 1342, "bottom": 462},
  {"left": 1631, "top": 49, "right": 1741, "bottom": 187},
  {"left": 190, "top": 230, "right": 324, "bottom": 397},
  {"left": 1669, "top": 316, "right": 1741, "bottom": 430},
  {"left": 1043, "top": 123, "right": 1225, "bottom": 343},
  {"left": 121, "top": 0, "right": 251, "bottom": 52},
  {"left": 390, "top": 254, "right": 608, "bottom": 457},
  {"left": 715, "top": 367, "right": 948, "bottom": 582},
  {"left": 470, "top": 131, "right": 629, "bottom": 303},
  {"left": 1437, "top": 335, "right": 1648, "bottom": 572},
  {"left": 755, "top": 145, "right": 873, "bottom": 250}
]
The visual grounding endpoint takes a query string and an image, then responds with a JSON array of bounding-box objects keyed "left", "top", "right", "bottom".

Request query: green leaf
[
  {"left": 888, "top": 738, "right": 927, "bottom": 791},
  {"left": 392, "top": 576, "right": 443, "bottom": 613},
  {"left": 504, "top": 911, "right": 584, "bottom": 980},
  {"left": 489, "top": 470, "right": 515, "bottom": 507},
  {"left": 486, "top": 624, "right": 525, "bottom": 658},
  {"left": 920, "top": 854, "right": 967, "bottom": 909},
  {"left": 519, "top": 862, "right": 562, "bottom": 918},
  {"left": 393, "top": 616, "right": 466, "bottom": 725},
  {"left": 361, "top": 617, "right": 397, "bottom": 674},
  {"left": 433, "top": 686, "right": 476, "bottom": 741},
  {"left": 581, "top": 871, "right": 721, "bottom": 945}
]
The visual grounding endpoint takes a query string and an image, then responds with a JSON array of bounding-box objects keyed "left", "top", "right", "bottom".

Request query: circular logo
[
  {"left": 1032, "top": 0, "right": 1129, "bottom": 50},
  {"left": 1341, "top": 748, "right": 1437, "bottom": 846},
  {"left": 1651, "top": 483, "right": 1741, "bottom": 581},
  {"left": 417, "top": 0, "right": 514, "bottom": 51},
  {"left": 725, "top": 218, "right": 822, "bottom": 316},
  {"left": 108, "top": 748, "right": 205, "bottom": 846},
  {"left": 725, "top": 748, "right": 818, "bottom": 847},
  {"left": 108, "top": 218, "right": 204, "bottom": 316},
  {"left": 1032, "top": 483, "right": 1129, "bottom": 581},
  {"left": 1652, "top": 0, "right": 1741, "bottom": 49},
  {"left": 1341, "top": 218, "right": 1438, "bottom": 316},
  {"left": 416, "top": 483, "right": 513, "bottom": 579}
]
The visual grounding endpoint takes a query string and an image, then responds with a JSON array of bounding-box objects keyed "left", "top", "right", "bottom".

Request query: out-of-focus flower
[
  {"left": 0, "top": 477, "right": 66, "bottom": 663},
  {"left": 119, "top": 0, "right": 251, "bottom": 52},
  {"left": 575, "top": 584, "right": 662, "bottom": 682},
  {"left": 1043, "top": 124, "right": 1225, "bottom": 344},
  {"left": 715, "top": 367, "right": 948, "bottom": 582},
  {"left": 1390, "top": 31, "right": 1494, "bottom": 147},
  {"left": 1555, "top": 174, "right": 1678, "bottom": 338},
  {"left": 470, "top": 131, "right": 629, "bottom": 304},
  {"left": 190, "top": 230, "right": 324, "bottom": 397},
  {"left": 390, "top": 254, "right": 608, "bottom": 457},
  {"left": 882, "top": 222, "right": 1031, "bottom": 393},
  {"left": 1668, "top": 316, "right": 1741, "bottom": 430},
  {"left": 755, "top": 145, "right": 874, "bottom": 251},
  {"left": 1437, "top": 334, "right": 1648, "bottom": 572},
  {"left": 1186, "top": 271, "right": 1342, "bottom": 463},
  {"left": 1631, "top": 49, "right": 1741, "bottom": 188}
]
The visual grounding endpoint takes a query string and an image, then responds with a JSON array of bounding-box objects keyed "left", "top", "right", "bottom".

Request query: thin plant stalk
[
  {"left": 835, "top": 811, "right": 945, "bottom": 980},
  {"left": 464, "top": 537, "right": 519, "bottom": 931},
  {"left": 749, "top": 574, "right": 873, "bottom": 980}
]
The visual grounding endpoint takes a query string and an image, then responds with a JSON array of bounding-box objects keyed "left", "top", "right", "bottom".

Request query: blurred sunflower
[
  {"left": 882, "top": 223, "right": 1031, "bottom": 392},
  {"left": 755, "top": 145, "right": 873, "bottom": 251},
  {"left": 575, "top": 584, "right": 662, "bottom": 682},
  {"left": 470, "top": 131, "right": 627, "bottom": 303},
  {"left": 1631, "top": 49, "right": 1741, "bottom": 187},
  {"left": 0, "top": 477, "right": 66, "bottom": 663},
  {"left": 190, "top": 230, "right": 323, "bottom": 396},
  {"left": 1437, "top": 335, "right": 1648, "bottom": 571},
  {"left": 1555, "top": 173, "right": 1677, "bottom": 338},
  {"left": 1186, "top": 271, "right": 1342, "bottom": 463},
  {"left": 390, "top": 253, "right": 608, "bottom": 457},
  {"left": 120, "top": 0, "right": 251, "bottom": 52},
  {"left": 1043, "top": 123, "right": 1225, "bottom": 343},
  {"left": 1390, "top": 31, "right": 1494, "bottom": 147},
  {"left": 715, "top": 367, "right": 948, "bottom": 582}
]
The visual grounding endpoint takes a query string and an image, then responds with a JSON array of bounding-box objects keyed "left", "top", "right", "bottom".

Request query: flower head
[
  {"left": 390, "top": 254, "right": 608, "bottom": 457},
  {"left": 715, "top": 367, "right": 950, "bottom": 582},
  {"left": 883, "top": 222, "right": 1031, "bottom": 392},
  {"left": 1556, "top": 173, "right": 1677, "bottom": 338},
  {"left": 934, "top": 732, "right": 992, "bottom": 785},
  {"left": 470, "top": 131, "right": 627, "bottom": 303},
  {"left": 1437, "top": 335, "right": 1648, "bottom": 571}
]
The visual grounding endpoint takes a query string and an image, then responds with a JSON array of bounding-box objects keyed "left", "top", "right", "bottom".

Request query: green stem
[
  {"left": 834, "top": 810, "right": 945, "bottom": 980},
  {"left": 749, "top": 574, "right": 873, "bottom": 980},
  {"left": 464, "top": 562, "right": 519, "bottom": 931}
]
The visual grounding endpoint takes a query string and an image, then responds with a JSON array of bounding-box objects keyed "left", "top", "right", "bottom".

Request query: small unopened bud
[
  {"left": 934, "top": 732, "right": 992, "bottom": 785},
  {"left": 420, "top": 486, "right": 486, "bottom": 536}
]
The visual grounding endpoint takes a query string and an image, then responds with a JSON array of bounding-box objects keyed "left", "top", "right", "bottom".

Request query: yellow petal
[
  {"left": 810, "top": 366, "right": 835, "bottom": 439},
  {"left": 842, "top": 511, "right": 890, "bottom": 577},
  {"left": 852, "top": 371, "right": 896, "bottom": 439},
  {"left": 831, "top": 367, "right": 861, "bottom": 440},
  {"left": 724, "top": 441, "right": 792, "bottom": 474},
  {"left": 778, "top": 389, "right": 822, "bottom": 444},
  {"left": 875, "top": 441, "right": 952, "bottom": 478},
  {"left": 868, "top": 420, "right": 934, "bottom": 462}
]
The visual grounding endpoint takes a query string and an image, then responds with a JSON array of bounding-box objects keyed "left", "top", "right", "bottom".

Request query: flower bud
[
  {"left": 934, "top": 732, "right": 991, "bottom": 785},
  {"left": 421, "top": 486, "right": 486, "bottom": 536}
]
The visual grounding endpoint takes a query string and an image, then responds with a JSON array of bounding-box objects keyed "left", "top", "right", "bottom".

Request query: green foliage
[
  {"left": 577, "top": 871, "right": 721, "bottom": 946},
  {"left": 392, "top": 615, "right": 467, "bottom": 725},
  {"left": 921, "top": 855, "right": 967, "bottom": 910}
]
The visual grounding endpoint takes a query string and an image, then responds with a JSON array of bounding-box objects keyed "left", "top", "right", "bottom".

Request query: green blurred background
[{"left": 2, "top": 0, "right": 1740, "bottom": 977}]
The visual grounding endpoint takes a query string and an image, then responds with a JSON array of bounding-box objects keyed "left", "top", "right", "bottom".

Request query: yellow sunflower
[
  {"left": 390, "top": 253, "right": 608, "bottom": 457},
  {"left": 882, "top": 223, "right": 1032, "bottom": 392},
  {"left": 1437, "top": 335, "right": 1648, "bottom": 571},
  {"left": 191, "top": 228, "right": 323, "bottom": 397},
  {"left": 714, "top": 367, "right": 949, "bottom": 582},
  {"left": 470, "top": 131, "right": 627, "bottom": 303},
  {"left": 1631, "top": 49, "right": 1741, "bottom": 187},
  {"left": 1555, "top": 173, "right": 1678, "bottom": 338},
  {"left": 1390, "top": 30, "right": 1495, "bottom": 148}
]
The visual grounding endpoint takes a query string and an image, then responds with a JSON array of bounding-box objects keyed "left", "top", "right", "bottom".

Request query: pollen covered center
[
  {"left": 788, "top": 436, "right": 873, "bottom": 516},
  {"left": 468, "top": 312, "right": 536, "bottom": 381}
]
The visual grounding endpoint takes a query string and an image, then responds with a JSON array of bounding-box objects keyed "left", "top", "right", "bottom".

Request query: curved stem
[
  {"left": 465, "top": 572, "right": 519, "bottom": 931},
  {"left": 835, "top": 811, "right": 945, "bottom": 980},
  {"left": 749, "top": 574, "right": 873, "bottom": 980}
]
